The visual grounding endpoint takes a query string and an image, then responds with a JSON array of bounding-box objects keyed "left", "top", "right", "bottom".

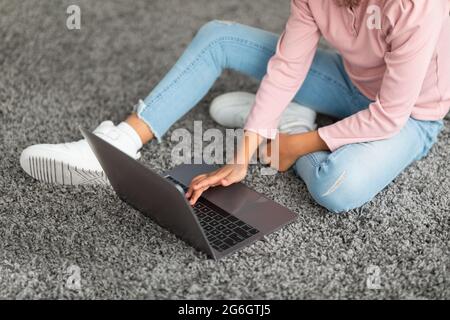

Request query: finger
[
  {"left": 187, "top": 173, "right": 224, "bottom": 198},
  {"left": 221, "top": 178, "right": 232, "bottom": 187},
  {"left": 189, "top": 180, "right": 222, "bottom": 203},
  {"left": 186, "top": 174, "right": 207, "bottom": 197},
  {"left": 189, "top": 186, "right": 209, "bottom": 205},
  {"left": 191, "top": 174, "right": 207, "bottom": 186},
  {"left": 193, "top": 168, "right": 231, "bottom": 190}
]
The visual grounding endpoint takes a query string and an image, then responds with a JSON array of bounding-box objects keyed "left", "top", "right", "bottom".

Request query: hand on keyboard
[{"left": 186, "top": 163, "right": 248, "bottom": 205}]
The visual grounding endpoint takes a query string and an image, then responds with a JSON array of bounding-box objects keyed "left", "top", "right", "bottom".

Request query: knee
[
  {"left": 299, "top": 161, "right": 370, "bottom": 214},
  {"left": 195, "top": 20, "right": 234, "bottom": 44},
  {"left": 191, "top": 20, "right": 235, "bottom": 69}
]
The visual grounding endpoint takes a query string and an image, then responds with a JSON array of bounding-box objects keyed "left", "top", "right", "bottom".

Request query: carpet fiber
[{"left": 0, "top": 0, "right": 449, "bottom": 299}]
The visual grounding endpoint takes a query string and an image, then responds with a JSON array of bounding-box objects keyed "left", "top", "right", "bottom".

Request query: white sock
[{"left": 116, "top": 122, "right": 143, "bottom": 151}]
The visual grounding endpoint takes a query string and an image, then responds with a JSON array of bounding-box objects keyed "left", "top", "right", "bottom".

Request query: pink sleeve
[
  {"left": 244, "top": 0, "right": 320, "bottom": 139},
  {"left": 318, "top": 0, "right": 448, "bottom": 151}
]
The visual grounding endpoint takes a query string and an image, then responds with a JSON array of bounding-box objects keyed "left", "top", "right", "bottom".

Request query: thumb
[{"left": 221, "top": 178, "right": 232, "bottom": 187}]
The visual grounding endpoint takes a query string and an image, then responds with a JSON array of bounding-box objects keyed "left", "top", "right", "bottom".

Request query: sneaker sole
[{"left": 23, "top": 156, "right": 109, "bottom": 186}]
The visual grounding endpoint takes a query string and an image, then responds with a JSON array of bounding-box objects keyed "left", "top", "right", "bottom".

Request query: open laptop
[{"left": 81, "top": 128, "right": 297, "bottom": 260}]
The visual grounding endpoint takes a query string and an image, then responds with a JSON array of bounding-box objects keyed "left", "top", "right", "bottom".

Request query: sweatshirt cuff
[
  {"left": 318, "top": 126, "right": 341, "bottom": 152},
  {"left": 243, "top": 126, "right": 278, "bottom": 140}
]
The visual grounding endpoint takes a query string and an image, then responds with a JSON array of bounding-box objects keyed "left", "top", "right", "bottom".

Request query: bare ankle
[{"left": 125, "top": 113, "right": 154, "bottom": 144}]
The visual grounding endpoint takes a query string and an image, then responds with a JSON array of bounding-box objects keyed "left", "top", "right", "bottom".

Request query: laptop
[{"left": 81, "top": 128, "right": 297, "bottom": 260}]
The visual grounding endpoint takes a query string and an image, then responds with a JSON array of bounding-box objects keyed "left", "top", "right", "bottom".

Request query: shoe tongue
[
  {"left": 91, "top": 121, "right": 140, "bottom": 160},
  {"left": 93, "top": 121, "right": 115, "bottom": 135},
  {"left": 93, "top": 121, "right": 123, "bottom": 144}
]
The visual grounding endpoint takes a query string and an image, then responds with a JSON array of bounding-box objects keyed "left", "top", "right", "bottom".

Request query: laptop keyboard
[{"left": 165, "top": 176, "right": 260, "bottom": 252}]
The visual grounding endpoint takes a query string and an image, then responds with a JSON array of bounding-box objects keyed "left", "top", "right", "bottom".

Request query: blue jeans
[{"left": 136, "top": 20, "right": 444, "bottom": 213}]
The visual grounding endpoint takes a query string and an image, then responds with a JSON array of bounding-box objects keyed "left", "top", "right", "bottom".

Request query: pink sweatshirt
[{"left": 244, "top": 0, "right": 450, "bottom": 151}]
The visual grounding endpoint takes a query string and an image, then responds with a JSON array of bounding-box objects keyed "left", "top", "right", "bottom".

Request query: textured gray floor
[{"left": 0, "top": 0, "right": 449, "bottom": 299}]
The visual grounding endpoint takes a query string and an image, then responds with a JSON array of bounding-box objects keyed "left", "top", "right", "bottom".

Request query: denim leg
[
  {"left": 136, "top": 20, "right": 371, "bottom": 141},
  {"left": 136, "top": 20, "right": 279, "bottom": 141},
  {"left": 294, "top": 118, "right": 444, "bottom": 213},
  {"left": 293, "top": 50, "right": 373, "bottom": 118},
  {"left": 290, "top": 49, "right": 444, "bottom": 213}
]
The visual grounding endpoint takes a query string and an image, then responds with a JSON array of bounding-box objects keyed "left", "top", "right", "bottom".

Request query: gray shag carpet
[{"left": 0, "top": 0, "right": 449, "bottom": 299}]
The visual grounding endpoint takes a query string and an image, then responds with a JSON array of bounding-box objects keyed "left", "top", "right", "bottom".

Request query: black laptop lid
[{"left": 80, "top": 128, "right": 215, "bottom": 259}]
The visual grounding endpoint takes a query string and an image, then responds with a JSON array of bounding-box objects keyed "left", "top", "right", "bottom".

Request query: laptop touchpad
[
  {"left": 203, "top": 183, "right": 268, "bottom": 219},
  {"left": 166, "top": 164, "right": 269, "bottom": 219}
]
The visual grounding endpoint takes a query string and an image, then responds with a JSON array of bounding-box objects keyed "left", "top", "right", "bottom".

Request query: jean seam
[
  {"left": 410, "top": 119, "right": 443, "bottom": 160},
  {"left": 322, "top": 144, "right": 350, "bottom": 166},
  {"left": 308, "top": 68, "right": 353, "bottom": 97},
  {"left": 139, "top": 35, "right": 275, "bottom": 115},
  {"left": 350, "top": 87, "right": 373, "bottom": 110},
  {"left": 306, "top": 152, "right": 321, "bottom": 168},
  {"left": 310, "top": 54, "right": 372, "bottom": 109}
]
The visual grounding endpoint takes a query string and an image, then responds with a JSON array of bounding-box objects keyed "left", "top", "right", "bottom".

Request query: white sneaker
[
  {"left": 20, "top": 121, "right": 142, "bottom": 185},
  {"left": 209, "top": 92, "right": 317, "bottom": 134}
]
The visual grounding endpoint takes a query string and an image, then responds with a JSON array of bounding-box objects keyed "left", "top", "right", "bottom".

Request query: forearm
[
  {"left": 237, "top": 130, "right": 329, "bottom": 167},
  {"left": 235, "top": 130, "right": 264, "bottom": 165},
  {"left": 285, "top": 130, "right": 329, "bottom": 157}
]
